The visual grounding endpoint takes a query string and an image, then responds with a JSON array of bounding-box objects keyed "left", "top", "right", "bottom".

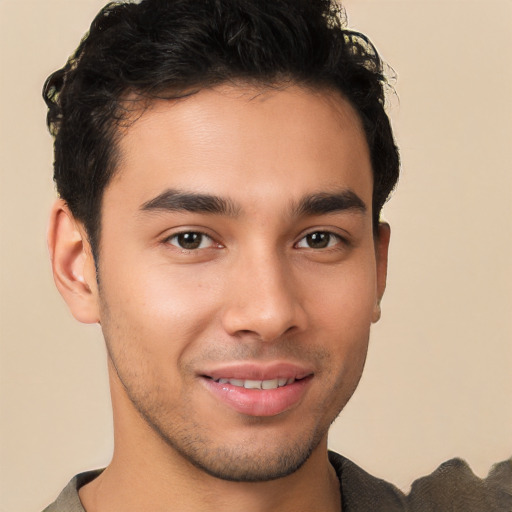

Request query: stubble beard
[
  {"left": 100, "top": 292, "right": 366, "bottom": 483},
  {"left": 109, "top": 355, "right": 353, "bottom": 483},
  {"left": 136, "top": 402, "right": 327, "bottom": 482},
  {"left": 106, "top": 344, "right": 342, "bottom": 483}
]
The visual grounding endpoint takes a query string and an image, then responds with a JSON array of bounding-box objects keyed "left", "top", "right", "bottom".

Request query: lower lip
[{"left": 201, "top": 377, "right": 312, "bottom": 417}]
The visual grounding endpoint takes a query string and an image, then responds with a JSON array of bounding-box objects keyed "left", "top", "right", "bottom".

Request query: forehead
[{"left": 108, "top": 84, "right": 373, "bottom": 214}]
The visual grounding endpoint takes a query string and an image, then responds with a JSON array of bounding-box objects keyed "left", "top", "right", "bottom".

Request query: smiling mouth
[
  {"left": 201, "top": 372, "right": 313, "bottom": 416},
  {"left": 210, "top": 377, "right": 297, "bottom": 390}
]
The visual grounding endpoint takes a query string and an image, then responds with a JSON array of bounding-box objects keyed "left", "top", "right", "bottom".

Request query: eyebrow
[
  {"left": 140, "top": 188, "right": 366, "bottom": 218},
  {"left": 140, "top": 189, "right": 240, "bottom": 216},
  {"left": 293, "top": 190, "right": 367, "bottom": 217}
]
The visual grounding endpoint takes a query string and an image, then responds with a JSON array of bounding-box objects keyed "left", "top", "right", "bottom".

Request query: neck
[
  {"left": 79, "top": 366, "right": 341, "bottom": 512},
  {"left": 81, "top": 444, "right": 341, "bottom": 512}
]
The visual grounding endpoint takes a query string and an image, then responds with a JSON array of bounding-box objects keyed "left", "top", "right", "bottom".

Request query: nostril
[{"left": 220, "top": 278, "right": 308, "bottom": 341}]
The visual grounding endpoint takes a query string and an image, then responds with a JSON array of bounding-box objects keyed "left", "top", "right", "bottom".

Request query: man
[{"left": 42, "top": 0, "right": 510, "bottom": 511}]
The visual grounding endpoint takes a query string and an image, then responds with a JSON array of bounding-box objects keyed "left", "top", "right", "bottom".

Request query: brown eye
[
  {"left": 296, "top": 231, "right": 340, "bottom": 249},
  {"left": 168, "top": 232, "right": 213, "bottom": 250}
]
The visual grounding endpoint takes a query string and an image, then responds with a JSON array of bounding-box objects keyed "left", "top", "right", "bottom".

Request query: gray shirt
[{"left": 43, "top": 452, "right": 512, "bottom": 511}]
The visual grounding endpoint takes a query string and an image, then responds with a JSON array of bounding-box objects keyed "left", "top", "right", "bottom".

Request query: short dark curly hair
[{"left": 43, "top": 0, "right": 399, "bottom": 258}]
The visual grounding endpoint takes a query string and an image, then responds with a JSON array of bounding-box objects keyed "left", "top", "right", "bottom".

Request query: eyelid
[
  {"left": 162, "top": 228, "right": 223, "bottom": 250},
  {"left": 294, "top": 229, "right": 350, "bottom": 249}
]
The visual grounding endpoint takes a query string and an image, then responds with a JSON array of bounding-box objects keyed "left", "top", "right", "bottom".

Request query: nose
[{"left": 221, "top": 251, "right": 308, "bottom": 342}]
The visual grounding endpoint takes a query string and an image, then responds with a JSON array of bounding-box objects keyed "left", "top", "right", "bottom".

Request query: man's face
[{"left": 93, "top": 85, "right": 388, "bottom": 481}]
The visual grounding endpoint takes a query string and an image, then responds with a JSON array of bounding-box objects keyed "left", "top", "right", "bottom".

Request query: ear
[
  {"left": 47, "top": 199, "right": 100, "bottom": 324},
  {"left": 372, "top": 222, "right": 391, "bottom": 323}
]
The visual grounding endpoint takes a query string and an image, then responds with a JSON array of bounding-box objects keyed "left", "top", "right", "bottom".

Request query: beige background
[{"left": 1, "top": 1, "right": 511, "bottom": 510}]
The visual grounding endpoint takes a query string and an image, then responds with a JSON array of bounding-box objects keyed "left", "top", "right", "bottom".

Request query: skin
[{"left": 48, "top": 84, "right": 390, "bottom": 512}]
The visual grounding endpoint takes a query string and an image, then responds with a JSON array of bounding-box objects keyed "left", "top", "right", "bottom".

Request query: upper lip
[{"left": 200, "top": 361, "right": 314, "bottom": 381}]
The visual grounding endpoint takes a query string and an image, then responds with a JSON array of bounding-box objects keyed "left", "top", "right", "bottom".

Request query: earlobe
[
  {"left": 372, "top": 222, "right": 391, "bottom": 323},
  {"left": 48, "top": 199, "right": 100, "bottom": 324}
]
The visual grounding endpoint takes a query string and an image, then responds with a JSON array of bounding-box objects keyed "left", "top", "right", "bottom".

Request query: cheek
[
  {"left": 304, "top": 258, "right": 378, "bottom": 333},
  {"left": 98, "top": 258, "right": 224, "bottom": 357},
  {"left": 302, "top": 257, "right": 376, "bottom": 386}
]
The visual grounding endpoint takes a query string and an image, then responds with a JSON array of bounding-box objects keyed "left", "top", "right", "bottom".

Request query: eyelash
[
  {"left": 295, "top": 231, "right": 347, "bottom": 250},
  {"left": 164, "top": 231, "right": 219, "bottom": 251},
  {"left": 163, "top": 230, "right": 348, "bottom": 252}
]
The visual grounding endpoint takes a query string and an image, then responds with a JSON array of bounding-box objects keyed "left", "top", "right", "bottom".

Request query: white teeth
[
  {"left": 244, "top": 379, "right": 262, "bottom": 389},
  {"left": 214, "top": 377, "right": 296, "bottom": 389},
  {"left": 261, "top": 379, "right": 278, "bottom": 390}
]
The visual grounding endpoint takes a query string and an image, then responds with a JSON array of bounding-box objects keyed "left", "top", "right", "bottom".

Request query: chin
[{"left": 172, "top": 437, "right": 320, "bottom": 482}]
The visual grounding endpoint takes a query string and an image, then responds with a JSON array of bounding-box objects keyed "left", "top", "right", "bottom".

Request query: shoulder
[
  {"left": 406, "top": 457, "right": 512, "bottom": 511},
  {"left": 329, "top": 451, "right": 408, "bottom": 511},
  {"left": 329, "top": 451, "right": 512, "bottom": 512},
  {"left": 42, "top": 470, "right": 103, "bottom": 512}
]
